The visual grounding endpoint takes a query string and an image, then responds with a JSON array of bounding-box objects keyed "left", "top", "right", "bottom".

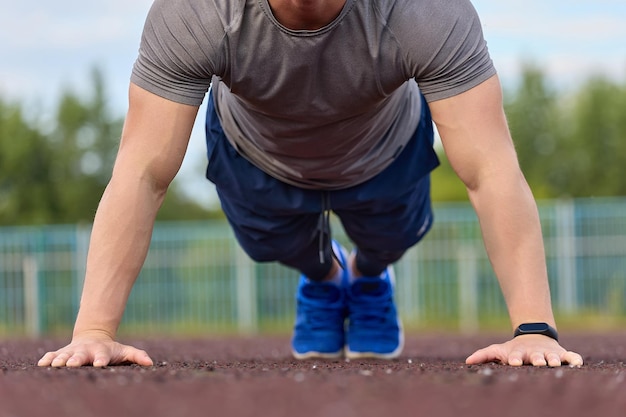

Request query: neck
[{"left": 267, "top": 0, "right": 347, "bottom": 30}]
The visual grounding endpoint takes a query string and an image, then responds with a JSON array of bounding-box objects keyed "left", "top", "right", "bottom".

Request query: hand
[
  {"left": 465, "top": 334, "right": 583, "bottom": 367},
  {"left": 37, "top": 331, "right": 154, "bottom": 368}
]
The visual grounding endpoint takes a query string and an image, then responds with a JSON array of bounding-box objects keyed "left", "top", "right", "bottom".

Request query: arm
[
  {"left": 38, "top": 83, "right": 199, "bottom": 367},
  {"left": 428, "top": 75, "right": 583, "bottom": 367}
]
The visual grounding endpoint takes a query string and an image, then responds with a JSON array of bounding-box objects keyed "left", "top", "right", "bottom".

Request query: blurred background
[{"left": 1, "top": 0, "right": 625, "bottom": 337}]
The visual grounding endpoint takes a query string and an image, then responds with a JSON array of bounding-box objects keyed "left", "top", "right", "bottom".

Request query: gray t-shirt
[{"left": 131, "top": 0, "right": 496, "bottom": 189}]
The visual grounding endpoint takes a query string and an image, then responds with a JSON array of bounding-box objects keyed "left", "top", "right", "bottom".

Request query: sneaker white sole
[
  {"left": 344, "top": 328, "right": 404, "bottom": 359},
  {"left": 292, "top": 348, "right": 344, "bottom": 360}
]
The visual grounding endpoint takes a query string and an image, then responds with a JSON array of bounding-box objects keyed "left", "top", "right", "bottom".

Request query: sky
[{"left": 1, "top": 0, "right": 625, "bottom": 205}]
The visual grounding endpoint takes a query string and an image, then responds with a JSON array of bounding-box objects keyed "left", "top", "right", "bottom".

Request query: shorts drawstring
[{"left": 317, "top": 192, "right": 345, "bottom": 270}]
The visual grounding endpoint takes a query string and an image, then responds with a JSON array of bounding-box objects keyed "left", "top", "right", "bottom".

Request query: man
[{"left": 39, "top": 0, "right": 583, "bottom": 367}]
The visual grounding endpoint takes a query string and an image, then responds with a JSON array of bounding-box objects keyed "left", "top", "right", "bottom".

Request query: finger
[
  {"left": 66, "top": 351, "right": 91, "bottom": 368},
  {"left": 530, "top": 351, "right": 547, "bottom": 367},
  {"left": 561, "top": 351, "right": 584, "bottom": 367},
  {"left": 38, "top": 351, "right": 58, "bottom": 367},
  {"left": 122, "top": 347, "right": 154, "bottom": 367},
  {"left": 465, "top": 345, "right": 504, "bottom": 365},
  {"left": 465, "top": 348, "right": 491, "bottom": 365},
  {"left": 93, "top": 350, "right": 112, "bottom": 368},
  {"left": 50, "top": 352, "right": 72, "bottom": 368},
  {"left": 546, "top": 352, "right": 562, "bottom": 367},
  {"left": 507, "top": 350, "right": 524, "bottom": 367}
]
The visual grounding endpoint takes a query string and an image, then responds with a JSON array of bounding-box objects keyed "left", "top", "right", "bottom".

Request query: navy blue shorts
[{"left": 205, "top": 92, "right": 439, "bottom": 280}]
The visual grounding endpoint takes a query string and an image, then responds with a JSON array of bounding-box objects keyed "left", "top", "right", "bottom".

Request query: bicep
[
  {"left": 428, "top": 74, "right": 520, "bottom": 190},
  {"left": 113, "top": 83, "right": 199, "bottom": 189}
]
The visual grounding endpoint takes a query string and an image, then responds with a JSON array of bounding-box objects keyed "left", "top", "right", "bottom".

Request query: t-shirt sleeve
[
  {"left": 130, "top": 0, "right": 221, "bottom": 106},
  {"left": 393, "top": 0, "right": 497, "bottom": 102}
]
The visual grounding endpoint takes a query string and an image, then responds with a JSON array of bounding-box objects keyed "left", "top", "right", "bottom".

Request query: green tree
[
  {"left": 46, "top": 68, "right": 124, "bottom": 222},
  {"left": 0, "top": 67, "right": 212, "bottom": 225},
  {"left": 430, "top": 147, "right": 468, "bottom": 202},
  {"left": 561, "top": 76, "right": 626, "bottom": 196},
  {"left": 507, "top": 67, "right": 626, "bottom": 198},
  {"left": 431, "top": 63, "right": 560, "bottom": 202},
  {"left": 504, "top": 63, "right": 563, "bottom": 199},
  {"left": 430, "top": 65, "right": 626, "bottom": 201},
  {"left": 0, "top": 99, "right": 58, "bottom": 224}
]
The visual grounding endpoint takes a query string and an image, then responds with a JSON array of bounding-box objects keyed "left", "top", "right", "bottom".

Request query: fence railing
[{"left": 1, "top": 197, "right": 625, "bottom": 337}]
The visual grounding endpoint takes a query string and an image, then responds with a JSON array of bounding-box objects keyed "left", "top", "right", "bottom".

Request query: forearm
[
  {"left": 73, "top": 175, "right": 166, "bottom": 338},
  {"left": 431, "top": 76, "right": 582, "bottom": 366},
  {"left": 468, "top": 172, "right": 555, "bottom": 329},
  {"left": 70, "top": 85, "right": 197, "bottom": 339}
]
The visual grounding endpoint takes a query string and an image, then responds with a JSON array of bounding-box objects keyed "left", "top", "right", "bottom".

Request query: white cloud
[
  {"left": 5, "top": 14, "right": 132, "bottom": 49},
  {"left": 0, "top": 0, "right": 622, "bottom": 206},
  {"left": 0, "top": 1, "right": 153, "bottom": 49},
  {"left": 482, "top": 14, "right": 626, "bottom": 44},
  {"left": 472, "top": 0, "right": 626, "bottom": 87},
  {"left": 1, "top": 0, "right": 625, "bottom": 104}
]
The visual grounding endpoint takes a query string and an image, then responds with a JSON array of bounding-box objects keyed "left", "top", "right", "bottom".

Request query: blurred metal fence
[{"left": 1, "top": 197, "right": 625, "bottom": 337}]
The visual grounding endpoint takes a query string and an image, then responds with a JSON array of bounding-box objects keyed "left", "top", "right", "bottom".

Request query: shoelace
[
  {"left": 350, "top": 283, "right": 393, "bottom": 327},
  {"left": 304, "top": 307, "right": 344, "bottom": 329},
  {"left": 300, "top": 293, "right": 344, "bottom": 329},
  {"left": 350, "top": 304, "right": 392, "bottom": 326}
]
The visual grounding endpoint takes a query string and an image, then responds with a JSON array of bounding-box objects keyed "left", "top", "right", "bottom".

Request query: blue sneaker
[
  {"left": 291, "top": 243, "right": 349, "bottom": 359},
  {"left": 345, "top": 265, "right": 404, "bottom": 359}
]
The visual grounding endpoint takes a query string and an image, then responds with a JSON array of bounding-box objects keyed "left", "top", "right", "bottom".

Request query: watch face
[
  {"left": 515, "top": 322, "right": 558, "bottom": 341},
  {"left": 520, "top": 323, "right": 549, "bottom": 332}
]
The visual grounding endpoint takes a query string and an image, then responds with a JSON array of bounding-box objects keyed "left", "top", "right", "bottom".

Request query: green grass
[{"left": 4, "top": 312, "right": 626, "bottom": 339}]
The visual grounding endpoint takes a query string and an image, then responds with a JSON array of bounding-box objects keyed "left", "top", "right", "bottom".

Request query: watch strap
[{"left": 514, "top": 322, "right": 559, "bottom": 342}]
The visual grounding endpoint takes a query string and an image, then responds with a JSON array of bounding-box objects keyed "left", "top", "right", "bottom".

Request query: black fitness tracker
[{"left": 514, "top": 322, "right": 559, "bottom": 342}]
